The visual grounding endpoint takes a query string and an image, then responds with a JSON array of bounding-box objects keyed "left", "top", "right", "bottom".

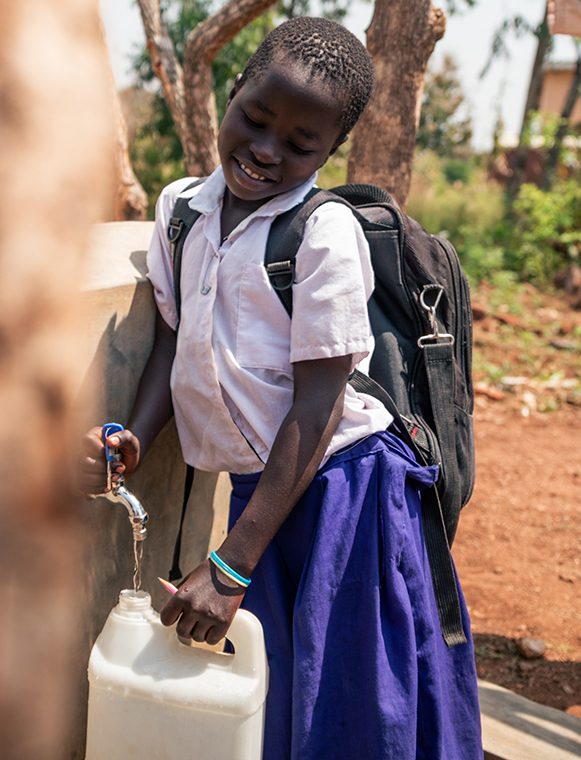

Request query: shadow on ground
[{"left": 475, "top": 634, "right": 581, "bottom": 713}]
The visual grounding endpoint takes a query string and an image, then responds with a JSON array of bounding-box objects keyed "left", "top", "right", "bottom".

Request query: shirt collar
[{"left": 188, "top": 166, "right": 319, "bottom": 220}]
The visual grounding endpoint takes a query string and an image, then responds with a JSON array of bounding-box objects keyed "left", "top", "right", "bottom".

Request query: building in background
[
  {"left": 540, "top": 60, "right": 581, "bottom": 125},
  {"left": 548, "top": 0, "right": 581, "bottom": 36}
]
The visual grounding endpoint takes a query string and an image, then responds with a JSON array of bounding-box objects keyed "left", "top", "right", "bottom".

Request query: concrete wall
[{"left": 69, "top": 222, "right": 230, "bottom": 758}]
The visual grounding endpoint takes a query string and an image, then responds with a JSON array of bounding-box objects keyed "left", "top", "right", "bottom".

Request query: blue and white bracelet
[{"left": 209, "top": 550, "right": 252, "bottom": 588}]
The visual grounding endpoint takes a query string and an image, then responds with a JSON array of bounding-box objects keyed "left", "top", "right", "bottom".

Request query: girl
[{"left": 82, "top": 16, "right": 482, "bottom": 760}]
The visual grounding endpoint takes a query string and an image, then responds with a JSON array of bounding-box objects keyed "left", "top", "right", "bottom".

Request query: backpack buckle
[
  {"left": 265, "top": 260, "right": 295, "bottom": 291},
  {"left": 418, "top": 284, "right": 455, "bottom": 347},
  {"left": 167, "top": 217, "right": 184, "bottom": 256}
]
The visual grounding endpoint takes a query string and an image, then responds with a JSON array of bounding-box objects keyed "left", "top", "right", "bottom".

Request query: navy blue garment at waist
[{"left": 226, "top": 428, "right": 481, "bottom": 759}]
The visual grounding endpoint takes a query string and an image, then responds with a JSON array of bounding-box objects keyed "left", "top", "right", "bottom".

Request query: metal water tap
[{"left": 102, "top": 423, "right": 148, "bottom": 541}]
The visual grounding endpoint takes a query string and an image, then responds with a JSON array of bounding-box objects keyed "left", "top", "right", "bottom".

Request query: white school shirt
[{"left": 147, "top": 167, "right": 392, "bottom": 473}]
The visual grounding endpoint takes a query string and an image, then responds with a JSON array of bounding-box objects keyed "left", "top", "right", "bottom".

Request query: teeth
[{"left": 239, "top": 161, "right": 267, "bottom": 181}]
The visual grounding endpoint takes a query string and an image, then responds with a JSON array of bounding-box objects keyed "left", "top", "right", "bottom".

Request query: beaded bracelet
[{"left": 209, "top": 550, "right": 252, "bottom": 588}]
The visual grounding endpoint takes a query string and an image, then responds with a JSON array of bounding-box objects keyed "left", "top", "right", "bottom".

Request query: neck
[
  {"left": 222, "top": 187, "right": 268, "bottom": 215},
  {"left": 220, "top": 188, "right": 266, "bottom": 242}
]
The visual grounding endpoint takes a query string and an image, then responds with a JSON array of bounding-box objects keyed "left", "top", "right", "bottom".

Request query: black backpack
[{"left": 167, "top": 180, "right": 474, "bottom": 647}]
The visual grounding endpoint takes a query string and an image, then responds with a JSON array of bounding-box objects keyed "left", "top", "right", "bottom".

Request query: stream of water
[{"left": 133, "top": 538, "right": 144, "bottom": 592}]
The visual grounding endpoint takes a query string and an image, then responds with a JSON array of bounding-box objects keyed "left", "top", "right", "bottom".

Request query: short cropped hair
[{"left": 238, "top": 16, "right": 374, "bottom": 136}]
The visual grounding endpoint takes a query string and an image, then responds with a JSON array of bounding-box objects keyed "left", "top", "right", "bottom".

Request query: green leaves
[
  {"left": 417, "top": 55, "right": 473, "bottom": 158},
  {"left": 509, "top": 181, "right": 581, "bottom": 281}
]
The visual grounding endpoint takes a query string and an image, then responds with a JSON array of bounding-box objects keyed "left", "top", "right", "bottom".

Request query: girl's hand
[
  {"left": 160, "top": 561, "right": 245, "bottom": 645},
  {"left": 79, "top": 426, "right": 141, "bottom": 495}
]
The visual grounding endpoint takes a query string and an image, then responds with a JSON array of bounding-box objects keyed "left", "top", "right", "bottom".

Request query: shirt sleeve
[
  {"left": 289, "top": 202, "right": 374, "bottom": 368},
  {"left": 146, "top": 177, "right": 200, "bottom": 331}
]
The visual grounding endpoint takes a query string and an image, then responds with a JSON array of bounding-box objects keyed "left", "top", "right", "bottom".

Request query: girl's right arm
[{"left": 79, "top": 309, "right": 176, "bottom": 494}]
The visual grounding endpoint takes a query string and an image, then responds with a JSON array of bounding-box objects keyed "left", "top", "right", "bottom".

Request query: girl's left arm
[{"left": 160, "top": 354, "right": 352, "bottom": 644}]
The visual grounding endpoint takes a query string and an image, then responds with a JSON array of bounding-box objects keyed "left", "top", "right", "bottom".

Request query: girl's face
[{"left": 218, "top": 62, "right": 345, "bottom": 210}]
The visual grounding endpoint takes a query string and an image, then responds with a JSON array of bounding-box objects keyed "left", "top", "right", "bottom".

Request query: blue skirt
[{"left": 228, "top": 430, "right": 483, "bottom": 760}]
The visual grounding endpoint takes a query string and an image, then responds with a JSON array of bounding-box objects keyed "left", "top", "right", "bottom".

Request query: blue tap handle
[{"left": 102, "top": 422, "right": 124, "bottom": 463}]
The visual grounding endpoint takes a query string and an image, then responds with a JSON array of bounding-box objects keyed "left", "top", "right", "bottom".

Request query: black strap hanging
[
  {"left": 349, "top": 369, "right": 466, "bottom": 646},
  {"left": 168, "top": 465, "right": 195, "bottom": 582}
]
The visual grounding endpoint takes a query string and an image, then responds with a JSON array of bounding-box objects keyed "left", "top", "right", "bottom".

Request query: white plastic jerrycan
[{"left": 85, "top": 589, "right": 268, "bottom": 760}]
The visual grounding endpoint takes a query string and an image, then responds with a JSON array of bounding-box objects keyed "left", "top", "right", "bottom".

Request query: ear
[
  {"left": 328, "top": 133, "right": 348, "bottom": 158},
  {"left": 320, "top": 133, "right": 348, "bottom": 167},
  {"left": 226, "top": 73, "right": 243, "bottom": 107}
]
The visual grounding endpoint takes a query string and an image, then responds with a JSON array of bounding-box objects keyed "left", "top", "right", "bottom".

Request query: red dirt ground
[{"left": 453, "top": 404, "right": 581, "bottom": 716}]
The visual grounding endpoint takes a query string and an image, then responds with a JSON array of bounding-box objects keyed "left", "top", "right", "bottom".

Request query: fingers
[
  {"left": 176, "top": 610, "right": 198, "bottom": 640},
  {"left": 161, "top": 597, "right": 222, "bottom": 643},
  {"left": 106, "top": 429, "right": 140, "bottom": 478},
  {"left": 177, "top": 614, "right": 224, "bottom": 645},
  {"left": 159, "top": 595, "right": 182, "bottom": 627},
  {"left": 191, "top": 622, "right": 213, "bottom": 644},
  {"left": 77, "top": 426, "right": 141, "bottom": 495},
  {"left": 159, "top": 562, "right": 244, "bottom": 644},
  {"left": 206, "top": 625, "right": 226, "bottom": 646},
  {"left": 79, "top": 427, "right": 107, "bottom": 494}
]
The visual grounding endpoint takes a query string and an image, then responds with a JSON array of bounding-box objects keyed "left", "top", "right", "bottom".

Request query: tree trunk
[
  {"left": 136, "top": 0, "right": 189, "bottom": 151},
  {"left": 508, "top": 1, "right": 550, "bottom": 198},
  {"left": 541, "top": 50, "right": 581, "bottom": 189},
  {"left": 0, "top": 0, "right": 112, "bottom": 757},
  {"left": 138, "top": 0, "right": 277, "bottom": 177},
  {"left": 112, "top": 83, "right": 149, "bottom": 220},
  {"left": 348, "top": 0, "right": 446, "bottom": 206},
  {"left": 183, "top": 0, "right": 278, "bottom": 175},
  {"left": 100, "top": 16, "right": 148, "bottom": 220}
]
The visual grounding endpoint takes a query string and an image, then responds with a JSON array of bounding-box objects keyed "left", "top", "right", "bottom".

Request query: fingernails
[
  {"left": 109, "top": 436, "right": 120, "bottom": 446},
  {"left": 158, "top": 577, "right": 179, "bottom": 595}
]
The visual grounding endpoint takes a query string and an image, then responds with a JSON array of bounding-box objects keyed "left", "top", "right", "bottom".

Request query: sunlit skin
[
  {"left": 80, "top": 62, "right": 353, "bottom": 645},
  {"left": 217, "top": 60, "right": 347, "bottom": 239}
]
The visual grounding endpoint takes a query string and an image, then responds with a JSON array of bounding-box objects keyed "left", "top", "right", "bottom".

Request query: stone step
[{"left": 479, "top": 680, "right": 581, "bottom": 760}]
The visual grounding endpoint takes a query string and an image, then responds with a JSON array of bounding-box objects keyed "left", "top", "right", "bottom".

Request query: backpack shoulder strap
[
  {"left": 264, "top": 187, "right": 353, "bottom": 317},
  {"left": 165, "top": 178, "right": 204, "bottom": 585},
  {"left": 167, "top": 177, "right": 206, "bottom": 324},
  {"left": 266, "top": 184, "right": 467, "bottom": 647},
  {"left": 265, "top": 183, "right": 397, "bottom": 317}
]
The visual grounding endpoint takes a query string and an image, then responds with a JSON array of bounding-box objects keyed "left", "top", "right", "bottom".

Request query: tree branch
[
  {"left": 181, "top": 0, "right": 278, "bottom": 175},
  {"left": 136, "top": 0, "right": 188, "bottom": 147},
  {"left": 185, "top": 0, "right": 277, "bottom": 63}
]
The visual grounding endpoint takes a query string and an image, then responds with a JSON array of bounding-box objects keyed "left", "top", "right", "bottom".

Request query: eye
[
  {"left": 242, "top": 110, "right": 264, "bottom": 128},
  {"left": 289, "top": 142, "right": 315, "bottom": 156}
]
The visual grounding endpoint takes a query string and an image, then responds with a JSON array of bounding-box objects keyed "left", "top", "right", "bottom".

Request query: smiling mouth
[{"left": 236, "top": 158, "right": 273, "bottom": 183}]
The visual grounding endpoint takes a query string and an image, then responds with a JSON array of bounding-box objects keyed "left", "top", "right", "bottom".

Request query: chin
[{"left": 224, "top": 172, "right": 276, "bottom": 206}]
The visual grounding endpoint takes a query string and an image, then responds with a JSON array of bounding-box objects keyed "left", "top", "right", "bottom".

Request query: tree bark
[
  {"left": 100, "top": 16, "right": 148, "bottom": 220},
  {"left": 136, "top": 0, "right": 189, "bottom": 150},
  {"left": 182, "top": 0, "right": 278, "bottom": 174},
  {"left": 0, "top": 0, "right": 112, "bottom": 757},
  {"left": 138, "top": 0, "right": 277, "bottom": 177},
  {"left": 112, "top": 83, "right": 149, "bottom": 220},
  {"left": 348, "top": 0, "right": 446, "bottom": 206}
]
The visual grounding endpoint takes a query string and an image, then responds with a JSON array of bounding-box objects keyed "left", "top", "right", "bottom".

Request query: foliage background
[{"left": 123, "top": 0, "right": 580, "bottom": 293}]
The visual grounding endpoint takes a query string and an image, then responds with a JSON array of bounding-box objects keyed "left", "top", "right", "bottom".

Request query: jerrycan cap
[{"left": 116, "top": 589, "right": 153, "bottom": 618}]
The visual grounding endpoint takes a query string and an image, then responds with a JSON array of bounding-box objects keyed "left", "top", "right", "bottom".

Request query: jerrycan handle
[{"left": 225, "top": 609, "right": 267, "bottom": 679}]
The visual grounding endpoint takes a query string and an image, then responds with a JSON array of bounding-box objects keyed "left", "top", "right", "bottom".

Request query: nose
[{"left": 249, "top": 135, "right": 281, "bottom": 166}]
